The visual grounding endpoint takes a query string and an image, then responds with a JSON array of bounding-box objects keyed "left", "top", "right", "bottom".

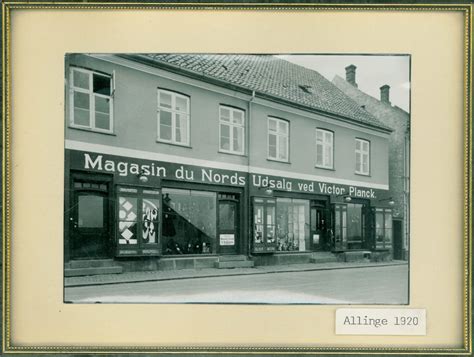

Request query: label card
[{"left": 336, "top": 308, "right": 426, "bottom": 335}]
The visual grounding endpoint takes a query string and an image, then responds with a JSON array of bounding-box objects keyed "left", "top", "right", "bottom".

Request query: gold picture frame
[{"left": 2, "top": 2, "right": 472, "bottom": 354}]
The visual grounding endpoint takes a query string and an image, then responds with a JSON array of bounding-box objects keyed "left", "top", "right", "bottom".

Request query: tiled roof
[{"left": 130, "top": 54, "right": 391, "bottom": 132}]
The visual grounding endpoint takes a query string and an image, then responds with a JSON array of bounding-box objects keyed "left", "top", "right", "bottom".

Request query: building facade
[
  {"left": 333, "top": 66, "right": 410, "bottom": 260},
  {"left": 64, "top": 54, "right": 396, "bottom": 273}
]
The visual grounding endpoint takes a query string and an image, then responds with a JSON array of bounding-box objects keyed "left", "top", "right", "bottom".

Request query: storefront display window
[
  {"left": 117, "top": 186, "right": 161, "bottom": 255},
  {"left": 375, "top": 208, "right": 393, "bottom": 249},
  {"left": 252, "top": 197, "right": 277, "bottom": 253},
  {"left": 347, "top": 203, "right": 364, "bottom": 248},
  {"left": 276, "top": 198, "right": 310, "bottom": 252},
  {"left": 162, "top": 188, "right": 217, "bottom": 255},
  {"left": 334, "top": 204, "right": 347, "bottom": 250}
]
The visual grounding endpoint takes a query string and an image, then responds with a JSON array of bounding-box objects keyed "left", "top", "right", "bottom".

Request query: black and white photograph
[{"left": 63, "top": 53, "right": 410, "bottom": 305}]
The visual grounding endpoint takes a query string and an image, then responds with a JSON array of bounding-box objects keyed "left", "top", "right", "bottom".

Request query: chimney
[
  {"left": 345, "top": 64, "right": 357, "bottom": 87},
  {"left": 380, "top": 84, "right": 391, "bottom": 104}
]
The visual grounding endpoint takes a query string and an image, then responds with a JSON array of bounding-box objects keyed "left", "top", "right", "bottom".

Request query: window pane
[
  {"left": 278, "top": 121, "right": 288, "bottom": 134},
  {"left": 220, "top": 107, "right": 230, "bottom": 121},
  {"left": 78, "top": 195, "right": 103, "bottom": 228},
  {"left": 142, "top": 198, "right": 159, "bottom": 244},
  {"left": 159, "top": 111, "right": 172, "bottom": 140},
  {"left": 162, "top": 189, "right": 217, "bottom": 255},
  {"left": 219, "top": 202, "right": 235, "bottom": 230},
  {"left": 73, "top": 70, "right": 89, "bottom": 89},
  {"left": 278, "top": 137, "right": 288, "bottom": 160},
  {"left": 93, "top": 74, "right": 111, "bottom": 95},
  {"left": 176, "top": 114, "right": 188, "bottom": 144},
  {"left": 276, "top": 198, "right": 309, "bottom": 251},
  {"left": 266, "top": 205, "right": 275, "bottom": 243},
  {"left": 118, "top": 196, "right": 138, "bottom": 245},
  {"left": 268, "top": 144, "right": 277, "bottom": 159},
  {"left": 316, "top": 130, "right": 323, "bottom": 141},
  {"left": 347, "top": 204, "right": 363, "bottom": 247},
  {"left": 356, "top": 140, "right": 361, "bottom": 150},
  {"left": 95, "top": 112, "right": 110, "bottom": 130},
  {"left": 325, "top": 146, "right": 332, "bottom": 167},
  {"left": 95, "top": 96, "right": 110, "bottom": 114},
  {"left": 74, "top": 91, "right": 90, "bottom": 110},
  {"left": 233, "top": 126, "right": 243, "bottom": 152},
  {"left": 268, "top": 119, "right": 277, "bottom": 131},
  {"left": 324, "top": 131, "right": 332, "bottom": 143},
  {"left": 254, "top": 204, "right": 264, "bottom": 243},
  {"left": 159, "top": 92, "right": 172, "bottom": 109},
  {"left": 74, "top": 108, "right": 90, "bottom": 126},
  {"left": 316, "top": 143, "right": 323, "bottom": 165},
  {"left": 232, "top": 110, "right": 243, "bottom": 125},
  {"left": 175, "top": 96, "right": 188, "bottom": 112},
  {"left": 220, "top": 132, "right": 230, "bottom": 151}
]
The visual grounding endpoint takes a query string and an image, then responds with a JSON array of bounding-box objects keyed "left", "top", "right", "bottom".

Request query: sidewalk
[{"left": 65, "top": 260, "right": 408, "bottom": 288}]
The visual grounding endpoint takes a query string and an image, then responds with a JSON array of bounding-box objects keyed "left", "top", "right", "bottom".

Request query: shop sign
[
  {"left": 68, "top": 149, "right": 387, "bottom": 199},
  {"left": 219, "top": 234, "right": 235, "bottom": 246}
]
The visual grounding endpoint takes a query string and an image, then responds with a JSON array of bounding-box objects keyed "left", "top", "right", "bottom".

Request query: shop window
[
  {"left": 69, "top": 67, "right": 113, "bottom": 133},
  {"left": 333, "top": 204, "right": 347, "bottom": 250},
  {"left": 375, "top": 208, "right": 393, "bottom": 249},
  {"left": 252, "top": 197, "right": 277, "bottom": 253},
  {"left": 219, "top": 106, "right": 245, "bottom": 155},
  {"left": 157, "top": 89, "right": 190, "bottom": 146},
  {"left": 355, "top": 138, "right": 370, "bottom": 175},
  {"left": 275, "top": 198, "right": 310, "bottom": 252},
  {"left": 316, "top": 129, "right": 334, "bottom": 169},
  {"left": 347, "top": 203, "right": 365, "bottom": 249},
  {"left": 268, "top": 117, "right": 289, "bottom": 162},
  {"left": 162, "top": 188, "right": 216, "bottom": 255},
  {"left": 117, "top": 187, "right": 160, "bottom": 252}
]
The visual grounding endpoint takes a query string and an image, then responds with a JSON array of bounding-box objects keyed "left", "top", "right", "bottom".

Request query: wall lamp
[
  {"left": 379, "top": 197, "right": 395, "bottom": 206},
  {"left": 138, "top": 169, "right": 149, "bottom": 183},
  {"left": 336, "top": 194, "right": 352, "bottom": 203},
  {"left": 258, "top": 185, "right": 273, "bottom": 196}
]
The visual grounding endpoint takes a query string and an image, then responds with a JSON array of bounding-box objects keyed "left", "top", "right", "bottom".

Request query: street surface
[{"left": 65, "top": 264, "right": 408, "bottom": 305}]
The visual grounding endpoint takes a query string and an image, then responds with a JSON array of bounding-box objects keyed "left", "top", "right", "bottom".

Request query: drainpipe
[{"left": 247, "top": 91, "right": 256, "bottom": 258}]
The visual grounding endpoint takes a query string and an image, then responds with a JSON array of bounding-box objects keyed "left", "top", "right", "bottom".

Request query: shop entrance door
[
  {"left": 70, "top": 182, "right": 110, "bottom": 259},
  {"left": 311, "top": 204, "right": 328, "bottom": 251},
  {"left": 218, "top": 195, "right": 239, "bottom": 255},
  {"left": 393, "top": 219, "right": 403, "bottom": 260}
]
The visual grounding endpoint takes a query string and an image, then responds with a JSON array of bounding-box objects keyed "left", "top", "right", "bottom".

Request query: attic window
[{"left": 299, "top": 85, "right": 313, "bottom": 94}]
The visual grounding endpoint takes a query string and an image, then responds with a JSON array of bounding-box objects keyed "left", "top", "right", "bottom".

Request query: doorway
[
  {"left": 70, "top": 180, "right": 110, "bottom": 259},
  {"left": 218, "top": 193, "right": 239, "bottom": 255}
]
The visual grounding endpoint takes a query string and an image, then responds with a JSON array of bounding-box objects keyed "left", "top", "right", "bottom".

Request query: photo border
[{"left": 1, "top": 2, "right": 472, "bottom": 354}]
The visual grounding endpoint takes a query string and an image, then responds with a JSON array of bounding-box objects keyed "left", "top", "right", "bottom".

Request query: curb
[{"left": 65, "top": 261, "right": 408, "bottom": 288}]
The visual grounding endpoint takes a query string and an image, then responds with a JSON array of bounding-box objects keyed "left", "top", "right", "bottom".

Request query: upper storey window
[
  {"left": 157, "top": 89, "right": 190, "bottom": 146},
  {"left": 355, "top": 138, "right": 370, "bottom": 175},
  {"left": 315, "top": 128, "right": 334, "bottom": 169},
  {"left": 268, "top": 117, "right": 289, "bottom": 162},
  {"left": 219, "top": 106, "right": 245, "bottom": 155},
  {"left": 69, "top": 67, "right": 113, "bottom": 133}
]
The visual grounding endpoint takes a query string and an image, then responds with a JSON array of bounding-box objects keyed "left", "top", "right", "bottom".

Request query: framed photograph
[{"left": 2, "top": 1, "right": 472, "bottom": 354}]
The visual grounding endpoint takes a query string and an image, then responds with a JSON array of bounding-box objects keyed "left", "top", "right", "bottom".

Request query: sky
[{"left": 277, "top": 55, "right": 410, "bottom": 112}]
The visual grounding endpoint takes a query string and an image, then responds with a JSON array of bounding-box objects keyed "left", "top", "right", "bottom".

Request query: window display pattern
[{"left": 119, "top": 196, "right": 138, "bottom": 244}]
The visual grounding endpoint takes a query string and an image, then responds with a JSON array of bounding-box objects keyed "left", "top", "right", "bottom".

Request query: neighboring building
[
  {"left": 333, "top": 65, "right": 410, "bottom": 260},
  {"left": 64, "top": 54, "right": 396, "bottom": 275}
]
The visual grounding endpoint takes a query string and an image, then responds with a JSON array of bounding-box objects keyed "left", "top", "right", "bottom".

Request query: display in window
[
  {"left": 162, "top": 189, "right": 216, "bottom": 255},
  {"left": 275, "top": 198, "right": 310, "bottom": 252},
  {"left": 142, "top": 198, "right": 159, "bottom": 244},
  {"left": 119, "top": 196, "right": 138, "bottom": 244}
]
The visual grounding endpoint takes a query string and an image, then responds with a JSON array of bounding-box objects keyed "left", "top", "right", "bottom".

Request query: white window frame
[
  {"left": 267, "top": 117, "right": 289, "bottom": 162},
  {"left": 355, "top": 138, "right": 370, "bottom": 175},
  {"left": 315, "top": 128, "right": 334, "bottom": 169},
  {"left": 219, "top": 106, "right": 245, "bottom": 155},
  {"left": 157, "top": 89, "right": 190, "bottom": 146},
  {"left": 69, "top": 67, "right": 114, "bottom": 134}
]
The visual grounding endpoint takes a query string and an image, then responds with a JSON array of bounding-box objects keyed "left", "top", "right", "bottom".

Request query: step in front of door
[
  {"left": 214, "top": 259, "right": 254, "bottom": 269},
  {"left": 217, "top": 255, "right": 248, "bottom": 262},
  {"left": 310, "top": 252, "right": 338, "bottom": 264},
  {"left": 64, "top": 265, "right": 123, "bottom": 277}
]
